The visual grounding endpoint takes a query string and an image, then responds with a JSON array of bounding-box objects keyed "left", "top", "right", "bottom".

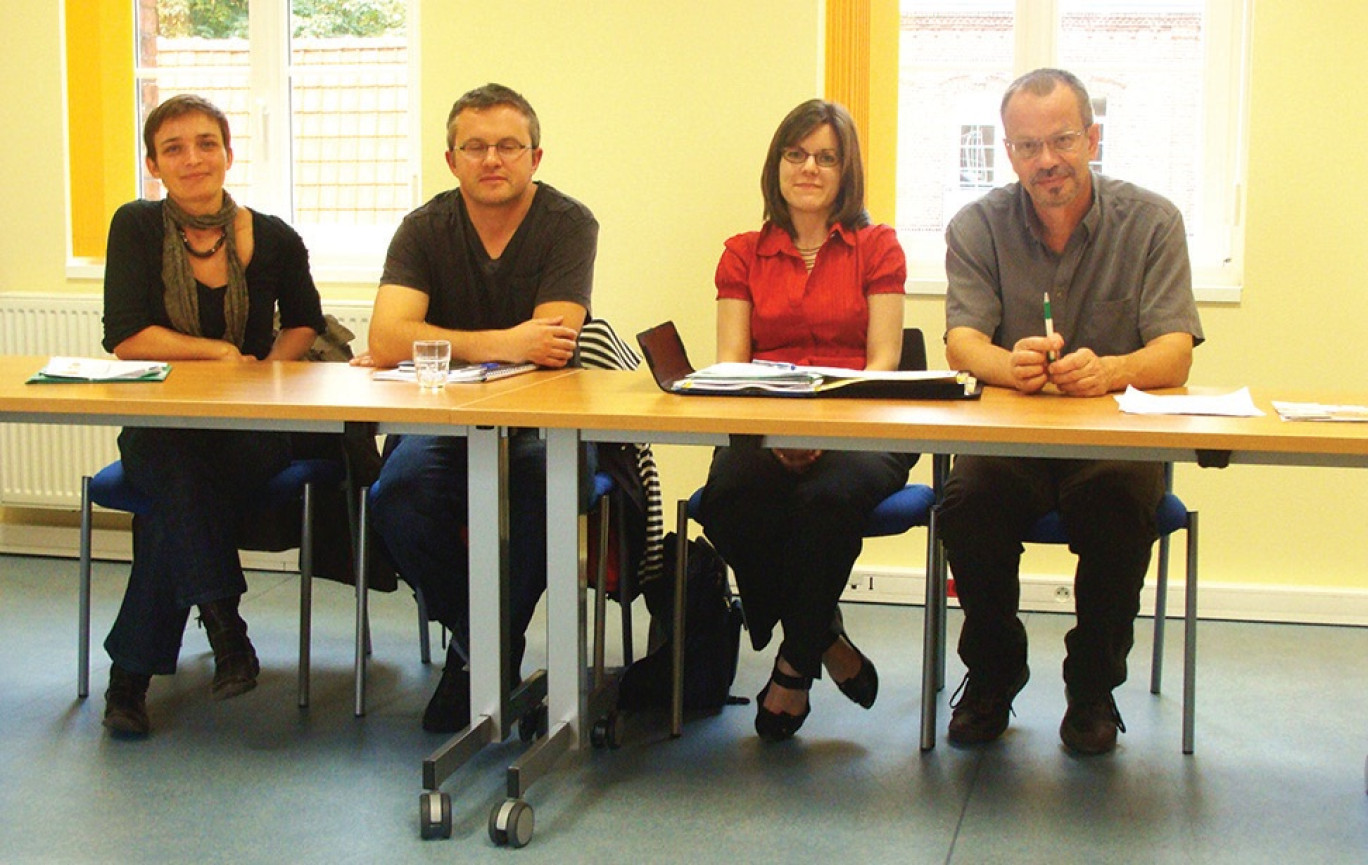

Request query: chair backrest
[
  {"left": 900, "top": 328, "right": 928, "bottom": 372},
  {"left": 579, "top": 317, "right": 666, "bottom": 585},
  {"left": 579, "top": 317, "right": 642, "bottom": 371}
]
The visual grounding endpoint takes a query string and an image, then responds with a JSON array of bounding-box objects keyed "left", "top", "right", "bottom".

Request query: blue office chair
[
  {"left": 77, "top": 457, "right": 347, "bottom": 708},
  {"left": 925, "top": 460, "right": 1198, "bottom": 753},
  {"left": 674, "top": 328, "right": 936, "bottom": 735},
  {"left": 677, "top": 480, "right": 934, "bottom": 733}
]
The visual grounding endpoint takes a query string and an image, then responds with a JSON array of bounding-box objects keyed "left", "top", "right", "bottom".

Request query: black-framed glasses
[
  {"left": 781, "top": 147, "right": 840, "bottom": 169},
  {"left": 1003, "top": 129, "right": 1088, "bottom": 160},
  {"left": 453, "top": 139, "right": 533, "bottom": 160}
]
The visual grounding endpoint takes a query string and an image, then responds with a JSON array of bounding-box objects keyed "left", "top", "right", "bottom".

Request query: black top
[
  {"left": 379, "top": 182, "right": 597, "bottom": 331},
  {"left": 102, "top": 199, "right": 326, "bottom": 358}
]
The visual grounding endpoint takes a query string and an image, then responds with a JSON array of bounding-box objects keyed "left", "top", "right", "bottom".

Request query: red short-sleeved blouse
[{"left": 714, "top": 221, "right": 906, "bottom": 370}]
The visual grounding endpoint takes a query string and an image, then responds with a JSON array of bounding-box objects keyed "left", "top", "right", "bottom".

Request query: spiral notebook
[
  {"left": 372, "top": 361, "right": 537, "bottom": 384},
  {"left": 27, "top": 357, "right": 170, "bottom": 383}
]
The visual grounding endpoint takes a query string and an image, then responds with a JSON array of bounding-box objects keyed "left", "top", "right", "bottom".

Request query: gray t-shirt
[
  {"left": 380, "top": 181, "right": 597, "bottom": 331},
  {"left": 945, "top": 174, "right": 1202, "bottom": 356}
]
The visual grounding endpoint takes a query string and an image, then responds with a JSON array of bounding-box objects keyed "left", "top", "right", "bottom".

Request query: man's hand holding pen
[
  {"left": 1009, "top": 333, "right": 1064, "bottom": 394},
  {"left": 1010, "top": 333, "right": 1117, "bottom": 397}
]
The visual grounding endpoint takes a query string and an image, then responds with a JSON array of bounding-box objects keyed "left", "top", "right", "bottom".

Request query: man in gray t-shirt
[
  {"left": 938, "top": 69, "right": 1202, "bottom": 756},
  {"left": 362, "top": 83, "right": 599, "bottom": 735}
]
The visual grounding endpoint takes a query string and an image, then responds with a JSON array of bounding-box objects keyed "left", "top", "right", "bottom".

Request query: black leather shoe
[
  {"left": 103, "top": 664, "right": 151, "bottom": 737},
  {"left": 947, "top": 665, "right": 1030, "bottom": 746},
  {"left": 829, "top": 634, "right": 878, "bottom": 710},
  {"left": 422, "top": 645, "right": 471, "bottom": 734},
  {"left": 197, "top": 597, "right": 260, "bottom": 701},
  {"left": 1060, "top": 692, "right": 1126, "bottom": 755},
  {"left": 754, "top": 661, "right": 812, "bottom": 743}
]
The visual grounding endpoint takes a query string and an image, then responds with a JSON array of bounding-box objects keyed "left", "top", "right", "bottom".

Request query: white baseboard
[
  {"left": 0, "top": 524, "right": 298, "bottom": 573},
  {"left": 7, "top": 523, "right": 1366, "bottom": 627},
  {"left": 840, "top": 565, "right": 1368, "bottom": 627}
]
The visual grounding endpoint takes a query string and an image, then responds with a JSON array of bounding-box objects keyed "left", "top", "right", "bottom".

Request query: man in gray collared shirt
[{"left": 937, "top": 68, "right": 1203, "bottom": 756}]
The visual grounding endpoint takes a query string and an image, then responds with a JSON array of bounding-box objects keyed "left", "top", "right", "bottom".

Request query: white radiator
[{"left": 0, "top": 293, "right": 372, "bottom": 508}]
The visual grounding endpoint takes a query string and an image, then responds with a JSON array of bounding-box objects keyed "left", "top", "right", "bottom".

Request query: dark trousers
[
  {"left": 104, "top": 427, "right": 292, "bottom": 676},
  {"left": 369, "top": 432, "right": 597, "bottom": 678},
  {"left": 937, "top": 456, "right": 1165, "bottom": 699},
  {"left": 698, "top": 446, "right": 914, "bottom": 679}
]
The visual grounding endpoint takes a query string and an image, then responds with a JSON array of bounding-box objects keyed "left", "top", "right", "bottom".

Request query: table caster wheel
[
  {"left": 419, "top": 790, "right": 452, "bottom": 839},
  {"left": 489, "top": 798, "right": 534, "bottom": 848},
  {"left": 518, "top": 704, "right": 548, "bottom": 743},
  {"left": 590, "top": 713, "right": 621, "bottom": 749}
]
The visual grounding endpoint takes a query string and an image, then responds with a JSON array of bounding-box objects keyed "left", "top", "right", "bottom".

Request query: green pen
[{"left": 1043, "top": 292, "right": 1058, "bottom": 363}]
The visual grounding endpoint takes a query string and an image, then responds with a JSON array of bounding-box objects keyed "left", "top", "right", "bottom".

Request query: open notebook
[{"left": 635, "top": 321, "right": 980, "bottom": 400}]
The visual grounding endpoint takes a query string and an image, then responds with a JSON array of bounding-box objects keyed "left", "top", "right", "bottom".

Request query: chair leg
[
  {"left": 1182, "top": 512, "right": 1199, "bottom": 755},
  {"left": 78, "top": 476, "right": 93, "bottom": 700},
  {"left": 354, "top": 486, "right": 371, "bottom": 717},
  {"left": 298, "top": 482, "right": 314, "bottom": 709},
  {"left": 670, "top": 499, "right": 688, "bottom": 738},
  {"left": 616, "top": 502, "right": 634, "bottom": 666},
  {"left": 920, "top": 507, "right": 943, "bottom": 752},
  {"left": 935, "top": 536, "right": 947, "bottom": 692},
  {"left": 1151, "top": 532, "right": 1172, "bottom": 695},
  {"left": 931, "top": 454, "right": 951, "bottom": 693},
  {"left": 592, "top": 496, "right": 611, "bottom": 688},
  {"left": 415, "top": 585, "right": 432, "bottom": 665}
]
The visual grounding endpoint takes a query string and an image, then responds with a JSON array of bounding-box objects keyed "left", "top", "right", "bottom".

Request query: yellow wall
[{"left": 2, "top": 0, "right": 1367, "bottom": 595}]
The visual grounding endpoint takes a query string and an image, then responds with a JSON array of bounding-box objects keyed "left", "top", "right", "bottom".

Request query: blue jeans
[
  {"left": 104, "top": 427, "right": 292, "bottom": 675},
  {"left": 369, "top": 431, "right": 597, "bottom": 678}
]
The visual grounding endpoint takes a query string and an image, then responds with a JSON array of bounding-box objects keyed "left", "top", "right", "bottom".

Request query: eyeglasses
[
  {"left": 1003, "top": 129, "right": 1088, "bottom": 161},
  {"left": 453, "top": 139, "right": 533, "bottom": 161},
  {"left": 781, "top": 147, "right": 840, "bottom": 169}
]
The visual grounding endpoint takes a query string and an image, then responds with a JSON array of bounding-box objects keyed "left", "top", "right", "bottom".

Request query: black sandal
[
  {"left": 755, "top": 661, "right": 812, "bottom": 743},
  {"left": 830, "top": 633, "right": 878, "bottom": 710}
]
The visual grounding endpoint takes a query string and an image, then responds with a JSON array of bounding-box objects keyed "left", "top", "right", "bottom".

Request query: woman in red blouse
[{"left": 698, "top": 100, "right": 916, "bottom": 742}]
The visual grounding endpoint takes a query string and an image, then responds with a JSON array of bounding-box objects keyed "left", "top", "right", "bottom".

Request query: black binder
[{"left": 635, "top": 321, "right": 981, "bottom": 400}]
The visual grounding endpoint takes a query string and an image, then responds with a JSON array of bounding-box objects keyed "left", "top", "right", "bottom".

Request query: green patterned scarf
[{"left": 159, "top": 192, "right": 249, "bottom": 348}]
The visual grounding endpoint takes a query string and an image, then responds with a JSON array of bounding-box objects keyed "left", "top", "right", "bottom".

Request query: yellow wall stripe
[{"left": 825, "top": 0, "right": 898, "bottom": 225}]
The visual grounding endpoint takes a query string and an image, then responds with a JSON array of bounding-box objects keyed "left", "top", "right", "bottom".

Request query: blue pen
[
  {"left": 754, "top": 359, "right": 799, "bottom": 370},
  {"left": 1043, "top": 292, "right": 1058, "bottom": 363}
]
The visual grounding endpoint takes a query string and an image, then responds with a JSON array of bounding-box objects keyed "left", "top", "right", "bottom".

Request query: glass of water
[{"left": 413, "top": 340, "right": 451, "bottom": 390}]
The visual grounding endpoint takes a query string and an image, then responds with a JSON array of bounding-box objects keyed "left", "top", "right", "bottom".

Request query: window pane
[
  {"left": 1059, "top": 1, "right": 1205, "bottom": 234},
  {"left": 897, "top": 1, "right": 1013, "bottom": 259},
  {"left": 136, "top": 1, "right": 253, "bottom": 202},
  {"left": 289, "top": 1, "right": 410, "bottom": 228}
]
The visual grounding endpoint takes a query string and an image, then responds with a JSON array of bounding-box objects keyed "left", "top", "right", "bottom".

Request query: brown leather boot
[
  {"left": 197, "top": 597, "right": 260, "bottom": 701},
  {"left": 103, "top": 664, "right": 151, "bottom": 736}
]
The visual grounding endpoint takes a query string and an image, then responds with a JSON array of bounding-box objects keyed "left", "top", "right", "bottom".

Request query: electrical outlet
[{"left": 1054, "top": 585, "right": 1073, "bottom": 602}]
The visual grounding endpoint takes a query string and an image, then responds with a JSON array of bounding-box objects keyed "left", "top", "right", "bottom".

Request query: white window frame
[
  {"left": 123, "top": 0, "right": 419, "bottom": 285},
  {"left": 901, "top": 0, "right": 1250, "bottom": 303}
]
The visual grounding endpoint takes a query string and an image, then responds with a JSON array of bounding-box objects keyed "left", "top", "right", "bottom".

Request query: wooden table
[
  {"left": 459, "top": 368, "right": 1368, "bottom": 828},
  {"left": 10, "top": 358, "right": 1368, "bottom": 843},
  {"left": 0, "top": 356, "right": 575, "bottom": 724}
]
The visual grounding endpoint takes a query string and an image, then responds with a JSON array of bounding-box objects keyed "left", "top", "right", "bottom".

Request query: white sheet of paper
[
  {"left": 1115, "top": 386, "right": 1264, "bottom": 417},
  {"left": 1271, "top": 401, "right": 1368, "bottom": 422}
]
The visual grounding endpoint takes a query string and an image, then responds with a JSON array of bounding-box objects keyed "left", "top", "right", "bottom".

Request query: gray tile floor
[{"left": 1, "top": 553, "right": 1366, "bottom": 864}]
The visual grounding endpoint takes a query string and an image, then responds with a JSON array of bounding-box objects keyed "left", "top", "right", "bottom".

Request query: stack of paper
[
  {"left": 675, "top": 362, "right": 978, "bottom": 399},
  {"left": 678, "top": 362, "right": 823, "bottom": 393}
]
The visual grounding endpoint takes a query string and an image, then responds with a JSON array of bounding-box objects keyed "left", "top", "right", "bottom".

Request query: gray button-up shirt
[{"left": 944, "top": 174, "right": 1203, "bottom": 356}]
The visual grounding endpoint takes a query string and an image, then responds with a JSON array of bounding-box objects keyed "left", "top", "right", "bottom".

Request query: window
[
  {"left": 130, "top": 0, "right": 414, "bottom": 279},
  {"left": 895, "top": 0, "right": 1248, "bottom": 299},
  {"left": 958, "top": 124, "right": 997, "bottom": 188}
]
